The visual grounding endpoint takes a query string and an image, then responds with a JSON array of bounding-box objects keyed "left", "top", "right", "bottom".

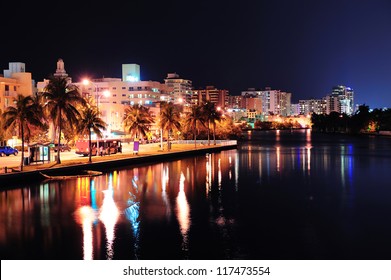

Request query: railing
[{"left": 177, "top": 140, "right": 237, "bottom": 146}]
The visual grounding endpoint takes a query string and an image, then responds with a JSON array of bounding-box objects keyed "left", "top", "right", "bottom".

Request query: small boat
[{"left": 40, "top": 170, "right": 103, "bottom": 180}]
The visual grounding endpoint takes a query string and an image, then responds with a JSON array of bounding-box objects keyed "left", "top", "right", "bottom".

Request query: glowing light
[
  {"left": 99, "top": 175, "right": 120, "bottom": 260},
  {"left": 306, "top": 145, "right": 311, "bottom": 171},
  {"left": 306, "top": 128, "right": 311, "bottom": 143},
  {"left": 228, "top": 156, "right": 232, "bottom": 180},
  {"left": 126, "top": 75, "right": 139, "bottom": 82},
  {"left": 161, "top": 165, "right": 171, "bottom": 217},
  {"left": 102, "top": 90, "right": 110, "bottom": 98},
  {"left": 218, "top": 158, "right": 222, "bottom": 189},
  {"left": 176, "top": 172, "right": 190, "bottom": 252},
  {"left": 206, "top": 153, "right": 212, "bottom": 194},
  {"left": 125, "top": 202, "right": 140, "bottom": 236},
  {"left": 74, "top": 206, "right": 97, "bottom": 260}
]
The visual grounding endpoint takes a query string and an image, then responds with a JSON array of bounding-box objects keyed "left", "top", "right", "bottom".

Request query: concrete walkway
[{"left": 0, "top": 142, "right": 237, "bottom": 187}]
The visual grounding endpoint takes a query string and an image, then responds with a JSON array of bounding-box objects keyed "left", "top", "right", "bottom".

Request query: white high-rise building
[
  {"left": 241, "top": 87, "right": 291, "bottom": 116},
  {"left": 324, "top": 85, "right": 354, "bottom": 115},
  {"left": 164, "top": 73, "right": 192, "bottom": 104}
]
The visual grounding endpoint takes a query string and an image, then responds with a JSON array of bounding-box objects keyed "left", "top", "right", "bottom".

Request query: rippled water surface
[{"left": 1, "top": 130, "right": 391, "bottom": 259}]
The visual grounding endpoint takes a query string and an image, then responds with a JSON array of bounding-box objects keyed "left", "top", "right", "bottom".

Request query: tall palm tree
[
  {"left": 159, "top": 102, "right": 181, "bottom": 151},
  {"left": 202, "top": 102, "right": 214, "bottom": 145},
  {"left": 185, "top": 105, "right": 205, "bottom": 148},
  {"left": 77, "top": 98, "right": 107, "bottom": 163},
  {"left": 207, "top": 104, "right": 223, "bottom": 145},
  {"left": 123, "top": 104, "right": 154, "bottom": 141},
  {"left": 41, "top": 76, "right": 86, "bottom": 164},
  {"left": 2, "top": 94, "right": 44, "bottom": 171}
]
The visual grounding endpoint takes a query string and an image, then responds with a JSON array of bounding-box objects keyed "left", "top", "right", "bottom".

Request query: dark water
[{"left": 1, "top": 129, "right": 391, "bottom": 260}]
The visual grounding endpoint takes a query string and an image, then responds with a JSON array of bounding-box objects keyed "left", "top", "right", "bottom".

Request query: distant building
[
  {"left": 191, "top": 85, "right": 229, "bottom": 109},
  {"left": 164, "top": 73, "right": 192, "bottom": 104},
  {"left": 227, "top": 95, "right": 244, "bottom": 109},
  {"left": 324, "top": 85, "right": 354, "bottom": 115},
  {"left": 243, "top": 96, "right": 262, "bottom": 111},
  {"left": 0, "top": 62, "right": 34, "bottom": 111},
  {"left": 290, "top": 103, "right": 300, "bottom": 116},
  {"left": 53, "top": 58, "right": 69, "bottom": 79},
  {"left": 37, "top": 58, "right": 72, "bottom": 91},
  {"left": 298, "top": 98, "right": 325, "bottom": 115},
  {"left": 241, "top": 87, "right": 291, "bottom": 116}
]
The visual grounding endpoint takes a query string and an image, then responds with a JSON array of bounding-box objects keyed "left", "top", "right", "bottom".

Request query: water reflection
[
  {"left": 3, "top": 130, "right": 391, "bottom": 259},
  {"left": 276, "top": 146, "right": 280, "bottom": 172},
  {"left": 306, "top": 144, "right": 311, "bottom": 172},
  {"left": 176, "top": 172, "right": 190, "bottom": 256},
  {"left": 124, "top": 171, "right": 141, "bottom": 259},
  {"left": 206, "top": 154, "right": 212, "bottom": 194},
  {"left": 74, "top": 205, "right": 96, "bottom": 260},
  {"left": 161, "top": 164, "right": 171, "bottom": 218},
  {"left": 39, "top": 183, "right": 51, "bottom": 227},
  {"left": 99, "top": 173, "right": 120, "bottom": 260}
]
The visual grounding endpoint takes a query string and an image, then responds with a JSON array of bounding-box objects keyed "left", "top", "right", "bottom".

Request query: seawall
[{"left": 0, "top": 143, "right": 237, "bottom": 188}]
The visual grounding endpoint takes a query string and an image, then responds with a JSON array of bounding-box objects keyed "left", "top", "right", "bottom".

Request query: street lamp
[{"left": 82, "top": 79, "right": 111, "bottom": 151}]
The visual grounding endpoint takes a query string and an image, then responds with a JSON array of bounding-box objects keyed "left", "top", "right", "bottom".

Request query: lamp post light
[{"left": 82, "top": 79, "right": 110, "bottom": 152}]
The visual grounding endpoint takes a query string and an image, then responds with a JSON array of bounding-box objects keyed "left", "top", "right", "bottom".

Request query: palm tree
[
  {"left": 208, "top": 105, "right": 223, "bottom": 145},
  {"left": 159, "top": 102, "right": 181, "bottom": 151},
  {"left": 201, "top": 102, "right": 212, "bottom": 145},
  {"left": 185, "top": 105, "right": 205, "bottom": 148},
  {"left": 2, "top": 94, "right": 44, "bottom": 171},
  {"left": 123, "top": 104, "right": 154, "bottom": 141},
  {"left": 202, "top": 102, "right": 223, "bottom": 145},
  {"left": 41, "top": 76, "right": 86, "bottom": 164},
  {"left": 77, "top": 98, "right": 107, "bottom": 163}
]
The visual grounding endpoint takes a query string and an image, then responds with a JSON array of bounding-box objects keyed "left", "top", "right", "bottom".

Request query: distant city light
[{"left": 126, "top": 75, "right": 139, "bottom": 82}]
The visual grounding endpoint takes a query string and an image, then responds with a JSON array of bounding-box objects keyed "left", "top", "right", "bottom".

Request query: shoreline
[{"left": 0, "top": 142, "right": 237, "bottom": 188}]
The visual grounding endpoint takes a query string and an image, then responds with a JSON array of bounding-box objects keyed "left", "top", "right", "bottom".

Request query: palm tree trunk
[
  {"left": 194, "top": 124, "right": 197, "bottom": 148},
  {"left": 207, "top": 120, "right": 210, "bottom": 146},
  {"left": 57, "top": 109, "right": 61, "bottom": 164},
  {"left": 160, "top": 129, "right": 163, "bottom": 151},
  {"left": 20, "top": 122, "right": 25, "bottom": 171},
  {"left": 167, "top": 130, "right": 170, "bottom": 151},
  {"left": 213, "top": 123, "right": 216, "bottom": 145},
  {"left": 88, "top": 129, "right": 92, "bottom": 163}
]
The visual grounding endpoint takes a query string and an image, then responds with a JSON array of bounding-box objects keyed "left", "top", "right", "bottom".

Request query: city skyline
[{"left": 2, "top": 0, "right": 391, "bottom": 109}]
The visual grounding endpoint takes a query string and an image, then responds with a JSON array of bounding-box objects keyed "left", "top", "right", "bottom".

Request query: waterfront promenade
[{"left": 0, "top": 140, "right": 237, "bottom": 186}]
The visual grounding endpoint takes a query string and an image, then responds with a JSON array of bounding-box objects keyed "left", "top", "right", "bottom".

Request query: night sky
[{"left": 2, "top": 0, "right": 391, "bottom": 108}]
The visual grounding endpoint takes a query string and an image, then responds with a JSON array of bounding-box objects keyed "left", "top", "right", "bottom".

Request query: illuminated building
[
  {"left": 324, "top": 85, "right": 354, "bottom": 115},
  {"left": 122, "top": 64, "right": 140, "bottom": 82},
  {"left": 298, "top": 98, "right": 326, "bottom": 115},
  {"left": 36, "top": 60, "right": 169, "bottom": 137},
  {"left": 0, "top": 62, "right": 34, "bottom": 111},
  {"left": 191, "top": 85, "right": 229, "bottom": 109},
  {"left": 164, "top": 73, "right": 192, "bottom": 104},
  {"left": 227, "top": 95, "right": 244, "bottom": 109},
  {"left": 241, "top": 87, "right": 291, "bottom": 116}
]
